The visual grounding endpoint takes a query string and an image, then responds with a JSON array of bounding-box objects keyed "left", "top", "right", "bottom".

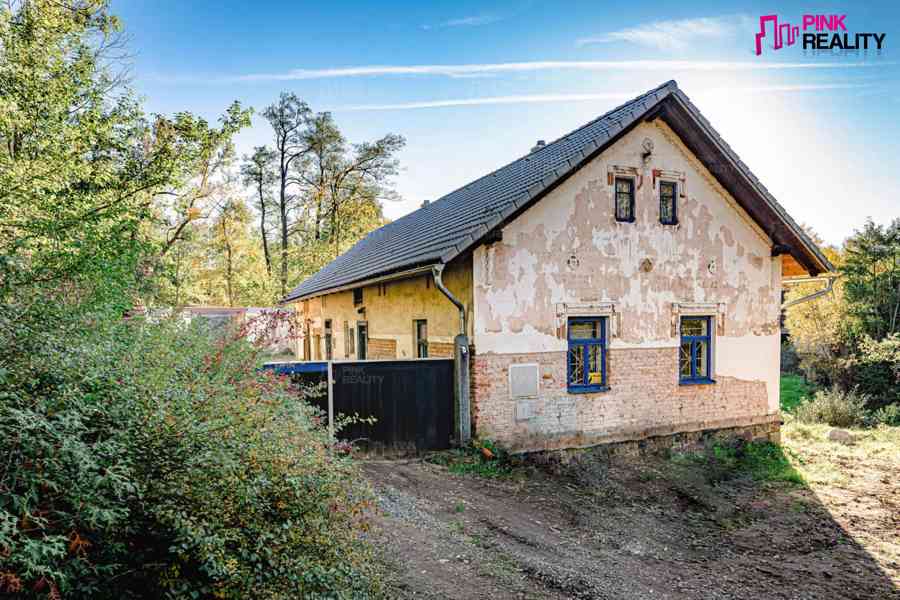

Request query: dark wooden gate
[{"left": 332, "top": 359, "right": 454, "bottom": 450}]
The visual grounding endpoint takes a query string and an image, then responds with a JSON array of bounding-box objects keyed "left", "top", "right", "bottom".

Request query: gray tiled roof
[{"left": 285, "top": 80, "right": 829, "bottom": 302}]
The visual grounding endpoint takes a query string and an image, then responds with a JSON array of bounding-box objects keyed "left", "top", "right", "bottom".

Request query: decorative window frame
[
  {"left": 671, "top": 302, "right": 724, "bottom": 385},
  {"left": 652, "top": 169, "right": 686, "bottom": 227},
  {"left": 556, "top": 302, "right": 618, "bottom": 394},
  {"left": 556, "top": 302, "right": 619, "bottom": 339},
  {"left": 607, "top": 166, "right": 640, "bottom": 224},
  {"left": 670, "top": 302, "right": 725, "bottom": 336}
]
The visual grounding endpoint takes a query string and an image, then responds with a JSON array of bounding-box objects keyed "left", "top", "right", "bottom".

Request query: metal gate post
[
  {"left": 327, "top": 360, "right": 334, "bottom": 437},
  {"left": 454, "top": 334, "right": 471, "bottom": 445}
]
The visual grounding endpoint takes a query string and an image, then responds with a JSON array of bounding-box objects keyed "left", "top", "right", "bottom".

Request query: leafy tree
[
  {"left": 784, "top": 242, "right": 846, "bottom": 386},
  {"left": 0, "top": 2, "right": 384, "bottom": 597},
  {"left": 259, "top": 97, "right": 404, "bottom": 298},
  {"left": 841, "top": 218, "right": 900, "bottom": 340},
  {"left": 786, "top": 220, "right": 900, "bottom": 408},
  {"left": 262, "top": 93, "right": 312, "bottom": 298},
  {"left": 0, "top": 0, "right": 249, "bottom": 309},
  {"left": 202, "top": 198, "right": 274, "bottom": 306},
  {"left": 152, "top": 104, "right": 252, "bottom": 259},
  {"left": 240, "top": 146, "right": 277, "bottom": 276},
  {"left": 301, "top": 111, "right": 404, "bottom": 262}
]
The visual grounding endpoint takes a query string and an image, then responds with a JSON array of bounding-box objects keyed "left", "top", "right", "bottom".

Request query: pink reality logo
[{"left": 755, "top": 14, "right": 885, "bottom": 55}]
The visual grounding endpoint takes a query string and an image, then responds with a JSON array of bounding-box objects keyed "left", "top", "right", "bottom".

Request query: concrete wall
[
  {"left": 471, "top": 120, "right": 783, "bottom": 451},
  {"left": 292, "top": 257, "right": 473, "bottom": 361}
]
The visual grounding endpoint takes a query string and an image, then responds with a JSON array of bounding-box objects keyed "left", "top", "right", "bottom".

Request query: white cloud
[
  {"left": 335, "top": 84, "right": 869, "bottom": 112},
  {"left": 211, "top": 60, "right": 886, "bottom": 83},
  {"left": 577, "top": 16, "right": 750, "bottom": 51},
  {"left": 337, "top": 93, "right": 634, "bottom": 111},
  {"left": 421, "top": 14, "right": 501, "bottom": 30},
  {"left": 701, "top": 82, "right": 870, "bottom": 95}
]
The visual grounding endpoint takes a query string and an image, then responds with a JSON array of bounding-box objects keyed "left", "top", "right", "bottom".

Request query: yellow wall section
[{"left": 292, "top": 257, "right": 473, "bottom": 360}]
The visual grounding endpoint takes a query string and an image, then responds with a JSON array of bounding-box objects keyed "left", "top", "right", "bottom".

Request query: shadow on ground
[{"left": 365, "top": 438, "right": 899, "bottom": 600}]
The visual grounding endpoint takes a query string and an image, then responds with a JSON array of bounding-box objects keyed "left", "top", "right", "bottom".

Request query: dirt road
[{"left": 366, "top": 437, "right": 898, "bottom": 600}]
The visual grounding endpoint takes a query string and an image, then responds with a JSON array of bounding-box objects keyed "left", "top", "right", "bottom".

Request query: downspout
[
  {"left": 782, "top": 275, "right": 839, "bottom": 310},
  {"left": 433, "top": 264, "right": 466, "bottom": 335},
  {"left": 432, "top": 264, "right": 471, "bottom": 445}
]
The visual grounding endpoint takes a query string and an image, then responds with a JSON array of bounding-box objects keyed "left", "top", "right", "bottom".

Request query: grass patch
[
  {"left": 781, "top": 373, "right": 816, "bottom": 412},
  {"left": 426, "top": 441, "right": 518, "bottom": 479},
  {"left": 781, "top": 418, "right": 900, "bottom": 486},
  {"left": 671, "top": 439, "right": 804, "bottom": 484}
]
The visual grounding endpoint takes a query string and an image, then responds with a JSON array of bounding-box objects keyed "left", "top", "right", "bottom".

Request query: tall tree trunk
[
  {"left": 222, "top": 218, "right": 234, "bottom": 307},
  {"left": 279, "top": 164, "right": 288, "bottom": 299},
  {"left": 258, "top": 178, "right": 272, "bottom": 276},
  {"left": 314, "top": 193, "right": 322, "bottom": 241}
]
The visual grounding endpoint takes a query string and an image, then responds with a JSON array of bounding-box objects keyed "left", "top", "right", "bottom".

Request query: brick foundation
[
  {"left": 428, "top": 341, "right": 455, "bottom": 358},
  {"left": 367, "top": 338, "right": 397, "bottom": 360},
  {"left": 526, "top": 419, "right": 781, "bottom": 462},
  {"left": 472, "top": 348, "right": 774, "bottom": 453}
]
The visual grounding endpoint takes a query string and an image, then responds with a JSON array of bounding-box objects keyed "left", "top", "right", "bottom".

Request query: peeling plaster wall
[
  {"left": 472, "top": 121, "right": 782, "bottom": 447},
  {"left": 293, "top": 257, "right": 473, "bottom": 360}
]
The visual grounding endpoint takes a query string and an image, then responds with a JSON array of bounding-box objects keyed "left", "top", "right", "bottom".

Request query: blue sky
[{"left": 114, "top": 0, "right": 899, "bottom": 245}]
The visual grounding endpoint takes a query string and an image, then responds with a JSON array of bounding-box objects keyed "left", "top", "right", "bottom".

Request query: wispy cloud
[
  {"left": 335, "top": 83, "right": 870, "bottom": 112},
  {"left": 337, "top": 93, "right": 633, "bottom": 111},
  {"left": 191, "top": 60, "right": 887, "bottom": 84},
  {"left": 421, "top": 14, "right": 502, "bottom": 31},
  {"left": 700, "top": 82, "right": 872, "bottom": 95},
  {"left": 577, "top": 16, "right": 750, "bottom": 51}
]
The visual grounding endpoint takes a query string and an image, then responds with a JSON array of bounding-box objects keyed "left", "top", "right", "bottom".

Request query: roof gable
[{"left": 285, "top": 80, "right": 830, "bottom": 302}]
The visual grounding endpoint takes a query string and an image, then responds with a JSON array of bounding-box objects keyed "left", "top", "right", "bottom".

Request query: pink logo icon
[{"left": 755, "top": 15, "right": 800, "bottom": 55}]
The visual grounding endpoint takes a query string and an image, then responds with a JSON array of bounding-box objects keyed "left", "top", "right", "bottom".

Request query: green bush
[
  {"left": 844, "top": 335, "right": 900, "bottom": 410},
  {"left": 793, "top": 386, "right": 870, "bottom": 428},
  {"left": 0, "top": 314, "right": 381, "bottom": 599},
  {"left": 872, "top": 404, "right": 900, "bottom": 426},
  {"left": 426, "top": 438, "right": 517, "bottom": 479}
]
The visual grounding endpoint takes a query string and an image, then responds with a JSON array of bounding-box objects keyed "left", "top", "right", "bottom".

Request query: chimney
[
  {"left": 530, "top": 139, "right": 546, "bottom": 153},
  {"left": 421, "top": 199, "right": 430, "bottom": 208}
]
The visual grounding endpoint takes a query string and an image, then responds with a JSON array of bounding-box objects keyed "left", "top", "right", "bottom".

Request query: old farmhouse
[{"left": 284, "top": 80, "right": 832, "bottom": 452}]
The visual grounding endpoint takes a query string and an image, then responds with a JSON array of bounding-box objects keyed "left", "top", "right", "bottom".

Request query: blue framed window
[
  {"left": 679, "top": 316, "right": 713, "bottom": 384},
  {"left": 567, "top": 317, "right": 607, "bottom": 392},
  {"left": 659, "top": 181, "right": 677, "bottom": 225},
  {"left": 614, "top": 177, "right": 635, "bottom": 222}
]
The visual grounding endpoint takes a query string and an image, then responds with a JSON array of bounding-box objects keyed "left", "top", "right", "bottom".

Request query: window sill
[
  {"left": 679, "top": 378, "right": 716, "bottom": 386},
  {"left": 567, "top": 385, "right": 610, "bottom": 394}
]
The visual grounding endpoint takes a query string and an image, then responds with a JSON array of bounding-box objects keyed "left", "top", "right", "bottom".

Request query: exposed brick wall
[
  {"left": 367, "top": 338, "right": 397, "bottom": 360},
  {"left": 428, "top": 341, "right": 455, "bottom": 358},
  {"left": 472, "top": 347, "right": 772, "bottom": 452}
]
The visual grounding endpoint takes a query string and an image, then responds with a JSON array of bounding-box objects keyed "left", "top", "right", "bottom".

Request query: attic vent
[
  {"left": 509, "top": 363, "right": 539, "bottom": 399},
  {"left": 421, "top": 199, "right": 430, "bottom": 208},
  {"left": 530, "top": 139, "right": 546, "bottom": 153}
]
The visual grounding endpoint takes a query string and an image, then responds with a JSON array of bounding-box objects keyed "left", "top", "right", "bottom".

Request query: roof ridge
[
  {"left": 529, "top": 79, "right": 677, "bottom": 157},
  {"left": 420, "top": 79, "right": 678, "bottom": 212}
]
